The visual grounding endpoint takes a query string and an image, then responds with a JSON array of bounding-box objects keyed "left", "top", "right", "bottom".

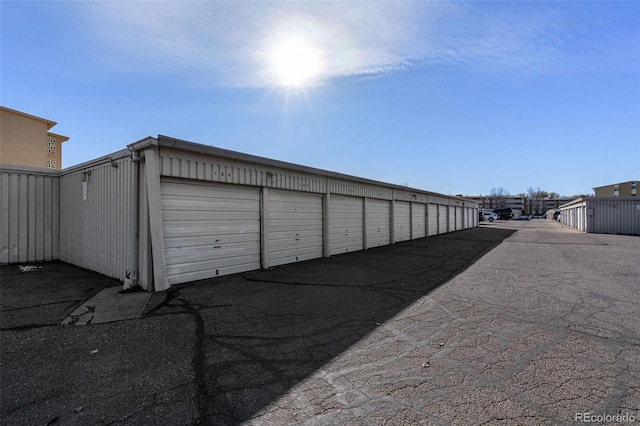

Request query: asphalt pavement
[{"left": 1, "top": 219, "right": 638, "bottom": 425}]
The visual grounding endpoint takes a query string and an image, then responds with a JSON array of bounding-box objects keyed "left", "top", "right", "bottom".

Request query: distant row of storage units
[
  {"left": 1, "top": 136, "right": 479, "bottom": 291},
  {"left": 559, "top": 197, "right": 640, "bottom": 235}
]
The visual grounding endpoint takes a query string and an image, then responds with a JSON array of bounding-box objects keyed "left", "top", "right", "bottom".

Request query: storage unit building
[
  {"left": 559, "top": 197, "right": 640, "bottom": 235},
  {"left": 1, "top": 136, "right": 479, "bottom": 291}
]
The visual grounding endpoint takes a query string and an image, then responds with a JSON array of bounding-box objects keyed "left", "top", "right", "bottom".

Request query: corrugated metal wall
[
  {"left": 591, "top": 199, "right": 640, "bottom": 235},
  {"left": 159, "top": 148, "right": 329, "bottom": 195},
  {"left": 560, "top": 197, "right": 640, "bottom": 235},
  {"left": 0, "top": 167, "right": 59, "bottom": 264},
  {"left": 59, "top": 155, "right": 135, "bottom": 281}
]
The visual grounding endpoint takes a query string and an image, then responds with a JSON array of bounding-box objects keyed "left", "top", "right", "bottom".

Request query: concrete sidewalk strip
[{"left": 61, "top": 287, "right": 151, "bottom": 325}]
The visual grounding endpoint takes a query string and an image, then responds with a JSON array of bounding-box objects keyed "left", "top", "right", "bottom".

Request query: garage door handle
[
  {"left": 295, "top": 238, "right": 300, "bottom": 241},
  {"left": 214, "top": 245, "right": 222, "bottom": 248}
]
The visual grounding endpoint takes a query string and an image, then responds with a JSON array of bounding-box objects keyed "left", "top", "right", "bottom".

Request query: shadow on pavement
[{"left": 145, "top": 226, "right": 516, "bottom": 425}]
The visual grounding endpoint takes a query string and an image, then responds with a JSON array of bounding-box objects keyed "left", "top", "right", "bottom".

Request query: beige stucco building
[
  {"left": 593, "top": 181, "right": 638, "bottom": 197},
  {"left": 0, "top": 106, "right": 69, "bottom": 169}
]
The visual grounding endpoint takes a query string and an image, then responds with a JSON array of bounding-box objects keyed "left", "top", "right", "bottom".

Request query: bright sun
[{"left": 269, "top": 38, "right": 325, "bottom": 88}]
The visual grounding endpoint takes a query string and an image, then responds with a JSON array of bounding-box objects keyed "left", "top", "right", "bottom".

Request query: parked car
[
  {"left": 483, "top": 212, "right": 499, "bottom": 222},
  {"left": 492, "top": 208, "right": 513, "bottom": 220}
]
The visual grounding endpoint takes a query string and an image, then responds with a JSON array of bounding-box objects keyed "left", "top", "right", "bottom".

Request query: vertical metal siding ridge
[
  {"left": 329, "top": 179, "right": 394, "bottom": 199},
  {"left": 17, "top": 174, "right": 28, "bottom": 262}
]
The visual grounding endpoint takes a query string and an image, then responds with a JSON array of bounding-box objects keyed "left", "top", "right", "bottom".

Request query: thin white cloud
[{"left": 75, "top": 1, "right": 639, "bottom": 88}]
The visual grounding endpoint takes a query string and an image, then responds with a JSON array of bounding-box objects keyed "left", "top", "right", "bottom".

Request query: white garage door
[
  {"left": 394, "top": 201, "right": 411, "bottom": 242},
  {"left": 329, "top": 195, "right": 363, "bottom": 255},
  {"left": 448, "top": 206, "right": 456, "bottom": 232},
  {"left": 439, "top": 205, "right": 449, "bottom": 234},
  {"left": 456, "top": 207, "right": 463, "bottom": 230},
  {"left": 161, "top": 180, "right": 261, "bottom": 285},
  {"left": 428, "top": 204, "right": 438, "bottom": 236},
  {"left": 366, "top": 199, "right": 390, "bottom": 248},
  {"left": 412, "top": 203, "right": 426, "bottom": 239},
  {"left": 268, "top": 190, "right": 323, "bottom": 267}
]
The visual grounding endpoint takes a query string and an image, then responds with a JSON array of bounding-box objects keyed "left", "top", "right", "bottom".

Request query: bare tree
[
  {"left": 526, "top": 187, "right": 564, "bottom": 215},
  {"left": 489, "top": 187, "right": 510, "bottom": 209},
  {"left": 526, "top": 187, "right": 546, "bottom": 215}
]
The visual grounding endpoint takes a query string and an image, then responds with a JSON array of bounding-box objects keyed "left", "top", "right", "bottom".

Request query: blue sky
[{"left": 2, "top": 1, "right": 638, "bottom": 197}]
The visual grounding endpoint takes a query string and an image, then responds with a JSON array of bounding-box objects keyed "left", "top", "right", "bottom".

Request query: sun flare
[{"left": 269, "top": 38, "right": 325, "bottom": 87}]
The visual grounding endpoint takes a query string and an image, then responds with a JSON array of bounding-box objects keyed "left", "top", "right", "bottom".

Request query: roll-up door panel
[
  {"left": 412, "top": 203, "right": 426, "bottom": 239},
  {"left": 448, "top": 206, "right": 456, "bottom": 232},
  {"left": 366, "top": 199, "right": 390, "bottom": 248},
  {"left": 456, "top": 206, "right": 463, "bottom": 230},
  {"left": 394, "top": 201, "right": 411, "bottom": 242},
  {"left": 268, "top": 190, "right": 323, "bottom": 267},
  {"left": 161, "top": 180, "right": 261, "bottom": 285},
  {"left": 438, "top": 205, "right": 448, "bottom": 234},
  {"left": 329, "top": 195, "right": 363, "bottom": 255},
  {"left": 428, "top": 204, "right": 438, "bottom": 236}
]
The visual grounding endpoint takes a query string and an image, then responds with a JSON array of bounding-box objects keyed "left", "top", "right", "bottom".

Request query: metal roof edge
[
  {"left": 559, "top": 196, "right": 640, "bottom": 209},
  {"left": 60, "top": 148, "right": 131, "bottom": 175},
  {"left": 127, "top": 136, "right": 158, "bottom": 152},
  {"left": 155, "top": 135, "right": 476, "bottom": 204},
  {"left": 559, "top": 197, "right": 585, "bottom": 208},
  {"left": 0, "top": 163, "right": 61, "bottom": 176}
]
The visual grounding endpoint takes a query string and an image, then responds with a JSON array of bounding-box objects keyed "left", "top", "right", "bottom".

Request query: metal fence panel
[{"left": 0, "top": 167, "right": 59, "bottom": 264}]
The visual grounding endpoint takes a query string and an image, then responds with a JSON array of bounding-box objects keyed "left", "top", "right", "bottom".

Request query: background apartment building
[
  {"left": 0, "top": 106, "right": 68, "bottom": 170},
  {"left": 593, "top": 181, "right": 637, "bottom": 197}
]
